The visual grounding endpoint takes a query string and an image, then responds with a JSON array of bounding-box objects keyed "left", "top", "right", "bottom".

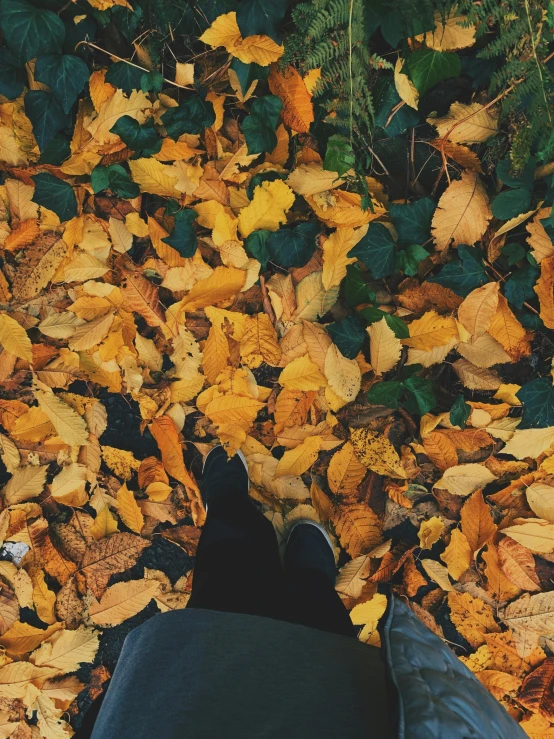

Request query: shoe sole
[{"left": 287, "top": 519, "right": 335, "bottom": 557}]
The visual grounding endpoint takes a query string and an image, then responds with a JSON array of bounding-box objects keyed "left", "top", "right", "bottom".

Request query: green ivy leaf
[
  {"left": 345, "top": 264, "right": 376, "bottom": 308},
  {"left": 110, "top": 116, "right": 162, "bottom": 156},
  {"left": 427, "top": 244, "right": 487, "bottom": 297},
  {"left": 403, "top": 375, "right": 436, "bottom": 415},
  {"left": 236, "top": 0, "right": 289, "bottom": 42},
  {"left": 518, "top": 378, "right": 554, "bottom": 428},
  {"left": 323, "top": 135, "right": 356, "bottom": 177},
  {"left": 450, "top": 393, "right": 471, "bottom": 427},
  {"left": 348, "top": 223, "right": 396, "bottom": 278},
  {"left": 32, "top": 172, "right": 77, "bottom": 222},
  {"left": 0, "top": 47, "right": 25, "bottom": 99},
  {"left": 91, "top": 164, "right": 140, "bottom": 199},
  {"left": 492, "top": 188, "right": 532, "bottom": 220},
  {"left": 161, "top": 95, "right": 215, "bottom": 139},
  {"left": 406, "top": 49, "right": 461, "bottom": 96},
  {"left": 266, "top": 221, "right": 320, "bottom": 268},
  {"left": 358, "top": 306, "right": 409, "bottom": 338},
  {"left": 162, "top": 209, "right": 198, "bottom": 257},
  {"left": 230, "top": 58, "right": 269, "bottom": 97},
  {"left": 501, "top": 242, "right": 526, "bottom": 266},
  {"left": 327, "top": 315, "right": 366, "bottom": 359},
  {"left": 141, "top": 70, "right": 164, "bottom": 93},
  {"left": 105, "top": 62, "right": 143, "bottom": 94},
  {"left": 373, "top": 77, "right": 420, "bottom": 137},
  {"left": 397, "top": 244, "right": 429, "bottom": 276},
  {"left": 34, "top": 54, "right": 89, "bottom": 114},
  {"left": 39, "top": 133, "right": 70, "bottom": 167},
  {"left": 504, "top": 264, "right": 539, "bottom": 309},
  {"left": 496, "top": 158, "right": 536, "bottom": 190},
  {"left": 244, "top": 229, "right": 271, "bottom": 270},
  {"left": 367, "top": 380, "right": 403, "bottom": 408},
  {"left": 24, "top": 90, "right": 67, "bottom": 152},
  {"left": 242, "top": 95, "right": 282, "bottom": 155},
  {"left": 0, "top": 0, "right": 64, "bottom": 64},
  {"left": 389, "top": 198, "right": 435, "bottom": 246}
]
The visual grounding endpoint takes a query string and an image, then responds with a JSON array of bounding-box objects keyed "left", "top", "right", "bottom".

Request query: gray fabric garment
[
  {"left": 381, "top": 597, "right": 527, "bottom": 739},
  {"left": 91, "top": 608, "right": 391, "bottom": 739}
]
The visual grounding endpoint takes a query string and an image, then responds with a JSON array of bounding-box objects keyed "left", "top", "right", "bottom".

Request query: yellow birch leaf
[
  {"left": 34, "top": 694, "right": 73, "bottom": 739},
  {"left": 0, "top": 661, "right": 58, "bottom": 699},
  {"left": 350, "top": 428, "right": 406, "bottom": 479},
  {"left": 178, "top": 266, "right": 246, "bottom": 312},
  {"left": 199, "top": 11, "right": 242, "bottom": 51},
  {"left": 488, "top": 294, "right": 531, "bottom": 361},
  {"left": 101, "top": 445, "right": 141, "bottom": 480},
  {"left": 1, "top": 464, "right": 48, "bottom": 505},
  {"left": 503, "top": 427, "right": 554, "bottom": 459},
  {"left": 429, "top": 138, "right": 483, "bottom": 172},
  {"left": 534, "top": 254, "right": 554, "bottom": 329},
  {"left": 367, "top": 317, "right": 402, "bottom": 375},
  {"left": 279, "top": 355, "right": 327, "bottom": 391},
  {"left": 286, "top": 163, "right": 344, "bottom": 196},
  {"left": 0, "top": 621, "right": 62, "bottom": 655},
  {"left": 268, "top": 65, "right": 314, "bottom": 133},
  {"left": 128, "top": 158, "right": 180, "bottom": 197},
  {"left": 50, "top": 463, "right": 87, "bottom": 502},
  {"left": 302, "top": 320, "right": 332, "bottom": 370},
  {"left": 232, "top": 35, "right": 284, "bottom": 66},
  {"left": 88, "top": 69, "right": 115, "bottom": 112},
  {"left": 402, "top": 310, "right": 459, "bottom": 350},
  {"left": 431, "top": 171, "right": 491, "bottom": 251},
  {"left": 31, "top": 626, "right": 99, "bottom": 672},
  {"left": 202, "top": 323, "right": 230, "bottom": 384},
  {"left": 418, "top": 516, "right": 444, "bottom": 549},
  {"left": 441, "top": 528, "right": 471, "bottom": 579},
  {"left": 428, "top": 102, "right": 498, "bottom": 144},
  {"left": 117, "top": 484, "right": 144, "bottom": 534},
  {"left": 418, "top": 9, "right": 476, "bottom": 50},
  {"left": 447, "top": 591, "right": 500, "bottom": 647},
  {"left": 36, "top": 391, "right": 88, "bottom": 447},
  {"left": 125, "top": 212, "right": 149, "bottom": 237},
  {"left": 175, "top": 62, "right": 195, "bottom": 86},
  {"left": 394, "top": 58, "right": 418, "bottom": 109},
  {"left": 150, "top": 415, "right": 198, "bottom": 491},
  {"left": 482, "top": 543, "right": 521, "bottom": 602},
  {"left": 327, "top": 441, "right": 366, "bottom": 495},
  {"left": 29, "top": 566, "right": 56, "bottom": 625},
  {"left": 421, "top": 559, "right": 453, "bottom": 591},
  {"left": 90, "top": 505, "right": 119, "bottom": 539},
  {"left": 275, "top": 435, "right": 322, "bottom": 477},
  {"left": 333, "top": 503, "right": 382, "bottom": 558},
  {"left": 461, "top": 490, "right": 497, "bottom": 553},
  {"left": 321, "top": 228, "right": 359, "bottom": 290},
  {"left": 526, "top": 483, "right": 554, "bottom": 523},
  {"left": 62, "top": 252, "right": 109, "bottom": 283},
  {"left": 240, "top": 313, "right": 282, "bottom": 368},
  {"left": 0, "top": 314, "right": 32, "bottom": 361},
  {"left": 434, "top": 463, "right": 496, "bottom": 496},
  {"left": 458, "top": 282, "right": 499, "bottom": 337},
  {"left": 86, "top": 89, "right": 150, "bottom": 145},
  {"left": 89, "top": 579, "right": 161, "bottom": 627},
  {"left": 145, "top": 481, "right": 172, "bottom": 501},
  {"left": 68, "top": 312, "right": 114, "bottom": 352},
  {"left": 324, "top": 344, "right": 361, "bottom": 404},
  {"left": 12, "top": 407, "right": 55, "bottom": 442},
  {"left": 503, "top": 521, "right": 554, "bottom": 554},
  {"left": 527, "top": 206, "right": 554, "bottom": 263},
  {"left": 350, "top": 593, "right": 388, "bottom": 641},
  {"left": 237, "top": 180, "right": 295, "bottom": 237},
  {"left": 294, "top": 271, "right": 339, "bottom": 322}
]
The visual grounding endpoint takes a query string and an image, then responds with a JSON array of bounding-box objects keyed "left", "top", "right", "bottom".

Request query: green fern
[{"left": 457, "top": 0, "right": 554, "bottom": 169}]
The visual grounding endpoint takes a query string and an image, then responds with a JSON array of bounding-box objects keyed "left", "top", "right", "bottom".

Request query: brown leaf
[
  {"left": 447, "top": 591, "right": 500, "bottom": 647},
  {"left": 327, "top": 442, "right": 367, "bottom": 496},
  {"left": 268, "top": 65, "right": 314, "bottom": 133},
  {"left": 519, "top": 658, "right": 554, "bottom": 721},
  {"left": 80, "top": 533, "right": 150, "bottom": 599},
  {"left": 460, "top": 490, "right": 497, "bottom": 553},
  {"left": 534, "top": 254, "right": 554, "bottom": 329},
  {"left": 121, "top": 270, "right": 166, "bottom": 328},
  {"left": 150, "top": 415, "right": 199, "bottom": 495},
  {"left": 431, "top": 171, "right": 491, "bottom": 251},
  {"left": 498, "top": 536, "right": 541, "bottom": 592},
  {"left": 333, "top": 503, "right": 382, "bottom": 558}
]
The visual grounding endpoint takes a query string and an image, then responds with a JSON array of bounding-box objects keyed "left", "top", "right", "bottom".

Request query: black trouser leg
[
  {"left": 188, "top": 496, "right": 287, "bottom": 620},
  {"left": 284, "top": 565, "right": 357, "bottom": 638}
]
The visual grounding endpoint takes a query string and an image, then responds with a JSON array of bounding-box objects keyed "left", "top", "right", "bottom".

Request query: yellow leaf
[
  {"left": 287, "top": 163, "right": 345, "bottom": 196},
  {"left": 418, "top": 516, "right": 444, "bottom": 549},
  {"left": 441, "top": 528, "right": 471, "bottom": 579},
  {"left": 0, "top": 314, "right": 32, "bottom": 361},
  {"left": 199, "top": 11, "right": 242, "bottom": 51},
  {"left": 429, "top": 138, "right": 483, "bottom": 173},
  {"left": 88, "top": 69, "right": 115, "bottom": 112},
  {"left": 0, "top": 125, "right": 27, "bottom": 166},
  {"left": 504, "top": 426, "right": 554, "bottom": 460},
  {"left": 461, "top": 490, "right": 497, "bottom": 553},
  {"left": 1, "top": 464, "right": 48, "bottom": 505},
  {"left": 324, "top": 344, "right": 361, "bottom": 404},
  {"left": 503, "top": 521, "right": 554, "bottom": 554},
  {"left": 458, "top": 282, "right": 499, "bottom": 336},
  {"left": 417, "top": 9, "right": 476, "bottom": 50},
  {"left": 321, "top": 228, "right": 360, "bottom": 290},
  {"left": 279, "top": 355, "right": 327, "bottom": 391},
  {"left": 431, "top": 171, "right": 491, "bottom": 251},
  {"left": 435, "top": 463, "right": 497, "bottom": 496},
  {"left": 306, "top": 190, "right": 386, "bottom": 228},
  {"left": 150, "top": 416, "right": 199, "bottom": 492},
  {"left": 68, "top": 312, "right": 114, "bottom": 352},
  {"left": 237, "top": 179, "right": 295, "bottom": 237},
  {"left": 333, "top": 503, "right": 382, "bottom": 558},
  {"left": 62, "top": 252, "right": 109, "bottom": 283},
  {"left": 29, "top": 566, "right": 56, "bottom": 625},
  {"left": 447, "top": 591, "right": 500, "bottom": 648},
  {"left": 453, "top": 358, "right": 502, "bottom": 390},
  {"left": 11, "top": 407, "right": 55, "bottom": 442},
  {"left": 294, "top": 271, "right": 339, "bottom": 322},
  {"left": 101, "top": 445, "right": 141, "bottom": 480},
  {"left": 36, "top": 391, "right": 88, "bottom": 447},
  {"left": 350, "top": 593, "right": 388, "bottom": 642},
  {"left": 89, "top": 579, "right": 161, "bottom": 627},
  {"left": 31, "top": 626, "right": 99, "bottom": 672},
  {"left": 34, "top": 693, "right": 74, "bottom": 739},
  {"left": 493, "top": 383, "right": 521, "bottom": 406},
  {"left": 350, "top": 428, "right": 406, "bottom": 479},
  {"left": 50, "top": 463, "right": 87, "bottom": 504},
  {"left": 526, "top": 483, "right": 554, "bottom": 523},
  {"left": 327, "top": 441, "right": 366, "bottom": 495},
  {"left": 90, "top": 505, "right": 119, "bottom": 539},
  {"left": 38, "top": 311, "right": 84, "bottom": 339},
  {"left": 402, "top": 310, "right": 459, "bottom": 351},
  {"left": 178, "top": 265, "right": 246, "bottom": 313},
  {"left": 117, "top": 484, "right": 144, "bottom": 534},
  {"left": 232, "top": 35, "right": 284, "bottom": 66},
  {"left": 275, "top": 435, "right": 322, "bottom": 478},
  {"left": 420, "top": 559, "right": 453, "bottom": 591},
  {"left": 86, "top": 89, "right": 150, "bottom": 145},
  {"left": 0, "top": 621, "right": 62, "bottom": 655},
  {"left": 125, "top": 212, "right": 149, "bottom": 237},
  {"left": 534, "top": 253, "right": 554, "bottom": 329},
  {"left": 488, "top": 294, "right": 530, "bottom": 361},
  {"left": 394, "top": 58, "right": 418, "bottom": 109},
  {"left": 240, "top": 313, "right": 281, "bottom": 368},
  {"left": 128, "top": 158, "right": 180, "bottom": 197},
  {"left": 527, "top": 206, "right": 554, "bottom": 263},
  {"left": 428, "top": 101, "right": 498, "bottom": 144},
  {"left": 268, "top": 65, "right": 314, "bottom": 133},
  {"left": 367, "top": 318, "right": 402, "bottom": 375},
  {"left": 0, "top": 661, "right": 58, "bottom": 700},
  {"left": 175, "top": 62, "right": 195, "bottom": 86},
  {"left": 145, "top": 481, "right": 172, "bottom": 501}
]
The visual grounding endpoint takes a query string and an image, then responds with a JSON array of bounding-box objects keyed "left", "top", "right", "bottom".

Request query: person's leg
[
  {"left": 187, "top": 447, "right": 286, "bottom": 620},
  {"left": 284, "top": 522, "right": 357, "bottom": 638}
]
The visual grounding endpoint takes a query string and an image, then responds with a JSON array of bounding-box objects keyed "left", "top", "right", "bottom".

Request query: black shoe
[
  {"left": 200, "top": 446, "right": 249, "bottom": 511},
  {"left": 285, "top": 521, "right": 337, "bottom": 583}
]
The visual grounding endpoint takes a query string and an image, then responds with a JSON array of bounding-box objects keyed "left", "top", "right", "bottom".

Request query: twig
[
  {"left": 75, "top": 41, "right": 195, "bottom": 91},
  {"left": 348, "top": 0, "right": 354, "bottom": 145}
]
